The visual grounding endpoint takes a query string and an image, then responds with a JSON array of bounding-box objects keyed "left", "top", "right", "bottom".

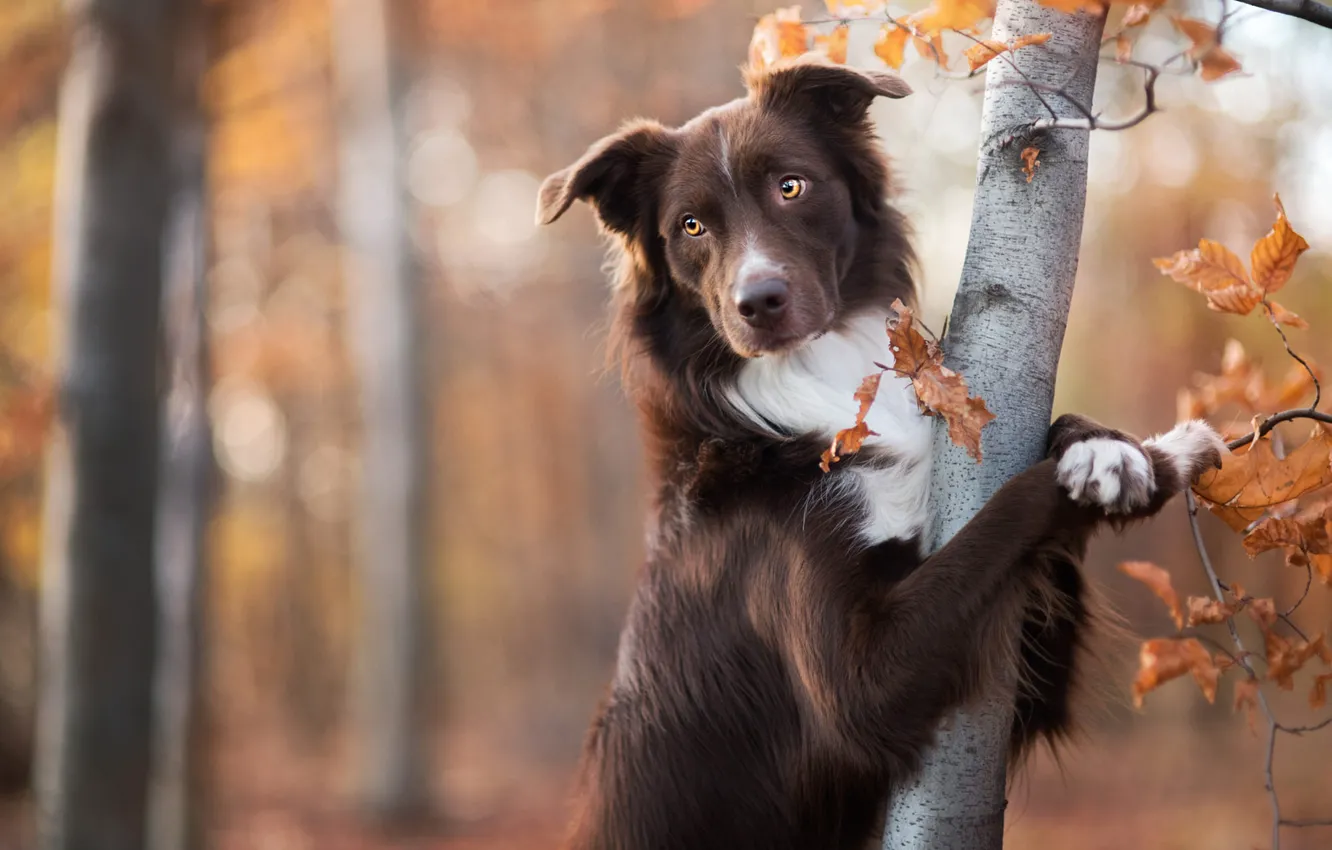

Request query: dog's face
[{"left": 537, "top": 58, "right": 911, "bottom": 357}]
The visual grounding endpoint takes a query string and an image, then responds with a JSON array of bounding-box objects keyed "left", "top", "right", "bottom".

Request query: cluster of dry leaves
[
  {"left": 1155, "top": 195, "right": 1310, "bottom": 329},
  {"left": 1121, "top": 197, "right": 1332, "bottom": 733},
  {"left": 818, "top": 298, "right": 994, "bottom": 472},
  {"left": 748, "top": 0, "right": 1244, "bottom": 86}
]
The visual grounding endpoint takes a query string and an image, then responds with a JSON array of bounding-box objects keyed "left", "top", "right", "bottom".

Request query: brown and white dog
[{"left": 537, "top": 56, "right": 1224, "bottom": 850}]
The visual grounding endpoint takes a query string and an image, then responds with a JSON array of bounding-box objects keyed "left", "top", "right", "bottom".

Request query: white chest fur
[{"left": 724, "top": 312, "right": 934, "bottom": 546}]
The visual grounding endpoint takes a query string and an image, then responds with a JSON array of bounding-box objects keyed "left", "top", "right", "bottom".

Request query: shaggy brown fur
[{"left": 537, "top": 56, "right": 1220, "bottom": 850}]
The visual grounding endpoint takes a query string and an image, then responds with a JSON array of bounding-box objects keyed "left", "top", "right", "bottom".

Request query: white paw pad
[
  {"left": 1056, "top": 438, "right": 1154, "bottom": 513},
  {"left": 1143, "top": 420, "right": 1227, "bottom": 482}
]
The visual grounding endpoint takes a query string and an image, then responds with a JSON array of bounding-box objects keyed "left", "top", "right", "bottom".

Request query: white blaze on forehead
[
  {"left": 735, "top": 235, "right": 782, "bottom": 285},
  {"left": 717, "top": 125, "right": 735, "bottom": 195}
]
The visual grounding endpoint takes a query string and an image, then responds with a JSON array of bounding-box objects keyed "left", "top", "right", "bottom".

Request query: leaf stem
[{"left": 1263, "top": 300, "right": 1321, "bottom": 410}]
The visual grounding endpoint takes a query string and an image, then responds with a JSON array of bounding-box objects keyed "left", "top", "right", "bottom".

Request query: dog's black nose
[{"left": 734, "top": 278, "right": 790, "bottom": 327}]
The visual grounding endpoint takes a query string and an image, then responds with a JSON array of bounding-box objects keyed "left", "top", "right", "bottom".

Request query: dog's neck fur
[{"left": 609, "top": 201, "right": 929, "bottom": 548}]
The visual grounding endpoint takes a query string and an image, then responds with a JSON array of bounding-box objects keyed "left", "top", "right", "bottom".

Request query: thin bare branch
[
  {"left": 1278, "top": 717, "right": 1332, "bottom": 734},
  {"left": 1186, "top": 492, "right": 1284, "bottom": 849},
  {"left": 1029, "top": 61, "right": 1161, "bottom": 132},
  {"left": 1225, "top": 408, "right": 1332, "bottom": 451},
  {"left": 1279, "top": 818, "right": 1332, "bottom": 828}
]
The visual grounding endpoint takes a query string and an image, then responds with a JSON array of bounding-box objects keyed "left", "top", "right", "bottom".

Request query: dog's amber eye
[
  {"left": 681, "top": 215, "right": 706, "bottom": 237},
  {"left": 778, "top": 177, "right": 806, "bottom": 200}
]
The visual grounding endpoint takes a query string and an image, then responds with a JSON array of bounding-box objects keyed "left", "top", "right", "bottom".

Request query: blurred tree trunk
[
  {"left": 882, "top": 3, "right": 1104, "bottom": 849},
  {"left": 149, "top": 1, "right": 214, "bottom": 848},
  {"left": 36, "top": 0, "right": 176, "bottom": 848},
  {"left": 331, "top": 0, "right": 433, "bottom": 821}
]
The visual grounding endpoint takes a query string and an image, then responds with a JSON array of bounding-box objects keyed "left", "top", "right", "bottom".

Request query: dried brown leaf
[
  {"left": 873, "top": 24, "right": 909, "bottom": 69},
  {"left": 1133, "top": 637, "right": 1219, "bottom": 707},
  {"left": 1193, "top": 426, "right": 1332, "bottom": 531},
  {"left": 1312, "top": 672, "right": 1332, "bottom": 709},
  {"left": 1251, "top": 194, "right": 1310, "bottom": 295},
  {"left": 1121, "top": 3, "right": 1152, "bottom": 26},
  {"left": 1020, "top": 146, "right": 1040, "bottom": 183},
  {"left": 1154, "top": 239, "right": 1262, "bottom": 317},
  {"left": 1186, "top": 595, "right": 1236, "bottom": 626},
  {"left": 814, "top": 24, "right": 849, "bottom": 63},
  {"left": 963, "top": 33, "right": 1051, "bottom": 71},
  {"left": 1246, "top": 596, "right": 1278, "bottom": 627},
  {"left": 886, "top": 299, "right": 995, "bottom": 462},
  {"left": 1172, "top": 17, "right": 1242, "bottom": 82},
  {"left": 1234, "top": 677, "right": 1260, "bottom": 734},
  {"left": 749, "top": 6, "right": 809, "bottom": 70},
  {"left": 1265, "top": 632, "right": 1331, "bottom": 690},
  {"left": 1120, "top": 561, "right": 1183, "bottom": 630},
  {"left": 1115, "top": 33, "right": 1133, "bottom": 62},
  {"left": 1265, "top": 300, "right": 1308, "bottom": 330},
  {"left": 912, "top": 0, "right": 995, "bottom": 34},
  {"left": 820, "top": 372, "right": 882, "bottom": 472},
  {"left": 1243, "top": 514, "right": 1330, "bottom": 559}
]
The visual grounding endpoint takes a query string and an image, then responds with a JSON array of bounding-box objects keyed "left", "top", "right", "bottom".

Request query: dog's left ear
[{"left": 745, "top": 55, "right": 912, "bottom": 124}]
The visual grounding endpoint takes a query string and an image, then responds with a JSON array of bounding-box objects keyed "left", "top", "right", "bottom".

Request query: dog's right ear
[{"left": 536, "top": 120, "right": 673, "bottom": 237}]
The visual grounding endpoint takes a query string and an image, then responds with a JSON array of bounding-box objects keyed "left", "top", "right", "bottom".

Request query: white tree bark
[
  {"left": 331, "top": 0, "right": 433, "bottom": 820},
  {"left": 37, "top": 1, "right": 175, "bottom": 848},
  {"left": 883, "top": 4, "right": 1106, "bottom": 848}
]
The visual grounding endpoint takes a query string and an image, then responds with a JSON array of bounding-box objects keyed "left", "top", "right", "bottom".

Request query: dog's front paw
[
  {"left": 1055, "top": 435, "right": 1155, "bottom": 514},
  {"left": 1142, "top": 420, "right": 1227, "bottom": 489}
]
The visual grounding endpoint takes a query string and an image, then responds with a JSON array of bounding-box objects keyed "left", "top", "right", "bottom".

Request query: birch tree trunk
[
  {"left": 37, "top": 0, "right": 175, "bottom": 847},
  {"left": 883, "top": 4, "right": 1106, "bottom": 848},
  {"left": 331, "top": 0, "right": 433, "bottom": 820},
  {"left": 150, "top": 2, "right": 213, "bottom": 847}
]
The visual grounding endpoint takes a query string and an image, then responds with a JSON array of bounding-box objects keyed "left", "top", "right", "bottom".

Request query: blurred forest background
[{"left": 0, "top": 0, "right": 1329, "bottom": 848}]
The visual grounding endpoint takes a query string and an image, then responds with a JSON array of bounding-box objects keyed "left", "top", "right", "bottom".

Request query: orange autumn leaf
[
  {"left": 1245, "top": 596, "right": 1278, "bottom": 627},
  {"left": 873, "top": 24, "right": 909, "bottom": 69},
  {"left": 1242, "top": 514, "right": 1330, "bottom": 560},
  {"left": 1264, "top": 631, "right": 1331, "bottom": 690},
  {"left": 1171, "top": 16, "right": 1242, "bottom": 82},
  {"left": 1271, "top": 360, "right": 1322, "bottom": 409},
  {"left": 1193, "top": 426, "right": 1332, "bottom": 531},
  {"left": 1114, "top": 33, "right": 1133, "bottom": 62},
  {"left": 1121, "top": 2, "right": 1153, "bottom": 26},
  {"left": 820, "top": 373, "right": 882, "bottom": 472},
  {"left": 963, "top": 33, "right": 1051, "bottom": 71},
  {"left": 1251, "top": 194, "right": 1310, "bottom": 295},
  {"left": 1157, "top": 196, "right": 1308, "bottom": 327},
  {"left": 1133, "top": 637, "right": 1219, "bottom": 707},
  {"left": 1180, "top": 339, "right": 1319, "bottom": 418},
  {"left": 1312, "top": 673, "right": 1332, "bottom": 709},
  {"left": 1119, "top": 561, "right": 1183, "bottom": 630},
  {"left": 887, "top": 299, "right": 994, "bottom": 462},
  {"left": 1020, "top": 146, "right": 1040, "bottom": 182},
  {"left": 1234, "top": 677, "right": 1260, "bottom": 733},
  {"left": 1266, "top": 300, "right": 1308, "bottom": 330},
  {"left": 911, "top": 32, "right": 949, "bottom": 67},
  {"left": 814, "top": 24, "right": 849, "bottom": 63},
  {"left": 911, "top": 0, "right": 994, "bottom": 34},
  {"left": 1154, "top": 239, "right": 1259, "bottom": 316},
  {"left": 1186, "top": 595, "right": 1236, "bottom": 626},
  {"left": 749, "top": 6, "right": 809, "bottom": 70},
  {"left": 823, "top": 0, "right": 885, "bottom": 15}
]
